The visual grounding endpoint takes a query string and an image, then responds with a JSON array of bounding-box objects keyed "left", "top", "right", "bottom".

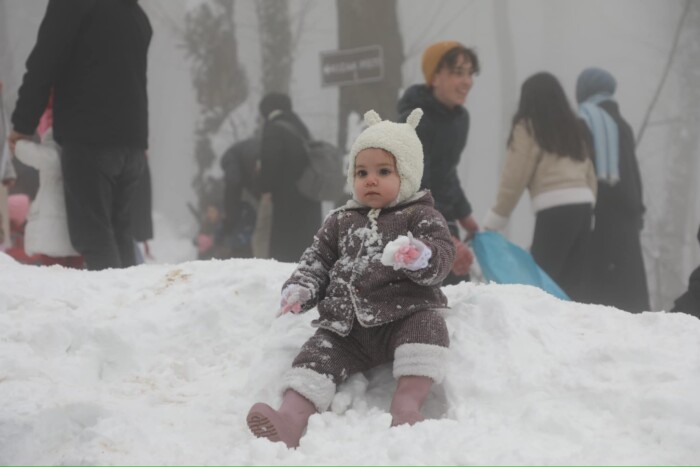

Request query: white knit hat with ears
[{"left": 347, "top": 108, "right": 424, "bottom": 206}]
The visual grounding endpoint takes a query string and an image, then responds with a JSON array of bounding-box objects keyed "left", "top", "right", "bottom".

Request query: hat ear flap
[
  {"left": 364, "top": 110, "right": 382, "bottom": 126},
  {"left": 406, "top": 108, "right": 423, "bottom": 129}
]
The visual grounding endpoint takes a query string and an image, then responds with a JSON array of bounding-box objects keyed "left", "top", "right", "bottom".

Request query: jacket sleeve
[
  {"left": 448, "top": 168, "right": 472, "bottom": 220},
  {"left": 258, "top": 123, "right": 285, "bottom": 194},
  {"left": 282, "top": 212, "right": 340, "bottom": 311},
  {"left": 402, "top": 206, "right": 456, "bottom": 286},
  {"left": 585, "top": 157, "right": 598, "bottom": 201},
  {"left": 490, "top": 122, "right": 540, "bottom": 221},
  {"left": 11, "top": 0, "right": 96, "bottom": 135}
]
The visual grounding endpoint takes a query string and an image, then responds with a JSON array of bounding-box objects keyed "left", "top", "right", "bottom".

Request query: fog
[{"left": 1, "top": 0, "right": 698, "bottom": 310}]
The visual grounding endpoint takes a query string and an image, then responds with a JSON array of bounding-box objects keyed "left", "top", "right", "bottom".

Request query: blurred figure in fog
[
  {"left": 258, "top": 92, "right": 321, "bottom": 262},
  {"left": 8, "top": 0, "right": 151, "bottom": 270},
  {"left": 131, "top": 154, "right": 154, "bottom": 264},
  {"left": 397, "top": 41, "right": 479, "bottom": 285},
  {"left": 195, "top": 203, "right": 224, "bottom": 260},
  {"left": 1, "top": 80, "right": 18, "bottom": 249},
  {"left": 12, "top": 93, "right": 83, "bottom": 268},
  {"left": 671, "top": 224, "right": 700, "bottom": 318},
  {"left": 220, "top": 134, "right": 261, "bottom": 258},
  {"left": 483, "top": 72, "right": 597, "bottom": 302},
  {"left": 576, "top": 67, "right": 650, "bottom": 313}
]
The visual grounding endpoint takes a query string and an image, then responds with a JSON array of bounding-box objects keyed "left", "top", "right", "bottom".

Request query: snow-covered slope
[{"left": 1, "top": 255, "right": 699, "bottom": 465}]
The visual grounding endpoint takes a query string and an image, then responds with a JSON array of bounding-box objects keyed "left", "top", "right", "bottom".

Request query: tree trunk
[
  {"left": 335, "top": 0, "right": 403, "bottom": 150},
  {"left": 653, "top": 0, "right": 700, "bottom": 309},
  {"left": 256, "top": 0, "right": 293, "bottom": 95}
]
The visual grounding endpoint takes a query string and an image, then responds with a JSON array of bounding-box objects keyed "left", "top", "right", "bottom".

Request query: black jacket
[
  {"left": 672, "top": 225, "right": 700, "bottom": 318},
  {"left": 398, "top": 84, "right": 472, "bottom": 233},
  {"left": 585, "top": 100, "right": 649, "bottom": 312},
  {"left": 259, "top": 111, "right": 321, "bottom": 262},
  {"left": 12, "top": 0, "right": 151, "bottom": 149}
]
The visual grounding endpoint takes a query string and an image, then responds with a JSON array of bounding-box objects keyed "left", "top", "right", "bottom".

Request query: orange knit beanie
[{"left": 421, "top": 40, "right": 462, "bottom": 84}]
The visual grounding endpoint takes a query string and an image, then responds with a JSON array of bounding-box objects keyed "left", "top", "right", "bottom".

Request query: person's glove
[
  {"left": 451, "top": 236, "right": 473, "bottom": 276},
  {"left": 278, "top": 284, "right": 312, "bottom": 316},
  {"left": 381, "top": 232, "right": 432, "bottom": 271}
]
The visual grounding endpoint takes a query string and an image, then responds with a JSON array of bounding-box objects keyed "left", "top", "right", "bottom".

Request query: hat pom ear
[
  {"left": 406, "top": 108, "right": 423, "bottom": 129},
  {"left": 364, "top": 109, "right": 382, "bottom": 126}
]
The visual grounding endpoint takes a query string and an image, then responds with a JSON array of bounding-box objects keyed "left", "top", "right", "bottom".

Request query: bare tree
[
  {"left": 649, "top": 0, "right": 700, "bottom": 309},
  {"left": 335, "top": 0, "right": 404, "bottom": 150},
  {"left": 256, "top": 0, "right": 293, "bottom": 95},
  {"left": 183, "top": 0, "right": 248, "bottom": 213}
]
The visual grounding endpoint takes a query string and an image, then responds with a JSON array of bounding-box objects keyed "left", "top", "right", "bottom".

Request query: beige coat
[{"left": 484, "top": 121, "right": 597, "bottom": 231}]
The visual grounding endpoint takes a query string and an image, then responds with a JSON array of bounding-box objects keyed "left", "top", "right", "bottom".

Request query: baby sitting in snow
[{"left": 246, "top": 108, "right": 456, "bottom": 448}]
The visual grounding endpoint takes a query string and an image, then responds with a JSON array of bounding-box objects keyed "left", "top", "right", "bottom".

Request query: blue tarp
[{"left": 471, "top": 231, "right": 570, "bottom": 301}]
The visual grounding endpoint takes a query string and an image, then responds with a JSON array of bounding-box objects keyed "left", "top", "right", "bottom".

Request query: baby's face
[{"left": 353, "top": 148, "right": 400, "bottom": 209}]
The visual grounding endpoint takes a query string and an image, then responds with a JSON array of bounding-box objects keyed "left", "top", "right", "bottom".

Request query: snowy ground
[{"left": 1, "top": 251, "right": 700, "bottom": 465}]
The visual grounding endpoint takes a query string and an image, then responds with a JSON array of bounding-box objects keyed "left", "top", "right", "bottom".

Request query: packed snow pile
[{"left": 1, "top": 255, "right": 699, "bottom": 465}]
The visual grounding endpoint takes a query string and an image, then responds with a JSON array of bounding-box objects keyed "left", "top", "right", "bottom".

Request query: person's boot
[
  {"left": 247, "top": 389, "right": 316, "bottom": 448},
  {"left": 389, "top": 375, "right": 433, "bottom": 427}
]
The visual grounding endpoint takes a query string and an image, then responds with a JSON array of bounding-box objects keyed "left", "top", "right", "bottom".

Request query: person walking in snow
[
  {"left": 258, "top": 92, "right": 321, "bottom": 262},
  {"left": 482, "top": 72, "right": 597, "bottom": 302},
  {"left": 8, "top": 0, "right": 152, "bottom": 270},
  {"left": 575, "top": 67, "right": 650, "bottom": 313},
  {"left": 246, "top": 108, "right": 456, "bottom": 449},
  {"left": 398, "top": 41, "right": 480, "bottom": 285}
]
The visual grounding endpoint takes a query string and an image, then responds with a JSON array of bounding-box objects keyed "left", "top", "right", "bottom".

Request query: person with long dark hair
[{"left": 483, "top": 72, "right": 597, "bottom": 301}]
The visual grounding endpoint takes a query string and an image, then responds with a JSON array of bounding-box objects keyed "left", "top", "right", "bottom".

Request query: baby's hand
[
  {"left": 278, "top": 285, "right": 311, "bottom": 316},
  {"left": 381, "top": 232, "right": 432, "bottom": 271}
]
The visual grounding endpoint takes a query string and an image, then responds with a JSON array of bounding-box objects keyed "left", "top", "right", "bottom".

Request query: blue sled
[{"left": 472, "top": 231, "right": 570, "bottom": 301}]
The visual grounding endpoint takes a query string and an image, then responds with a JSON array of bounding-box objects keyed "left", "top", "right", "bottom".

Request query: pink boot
[
  {"left": 247, "top": 389, "right": 317, "bottom": 448},
  {"left": 390, "top": 375, "right": 433, "bottom": 427}
]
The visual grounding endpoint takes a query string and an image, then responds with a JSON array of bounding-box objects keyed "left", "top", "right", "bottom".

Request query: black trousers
[
  {"left": 61, "top": 144, "right": 146, "bottom": 270},
  {"left": 530, "top": 203, "right": 593, "bottom": 302}
]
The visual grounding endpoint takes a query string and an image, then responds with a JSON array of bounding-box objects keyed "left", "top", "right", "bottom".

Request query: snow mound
[{"left": 1, "top": 256, "right": 699, "bottom": 465}]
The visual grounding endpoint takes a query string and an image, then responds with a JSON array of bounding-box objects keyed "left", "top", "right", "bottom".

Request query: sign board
[{"left": 320, "top": 45, "right": 384, "bottom": 87}]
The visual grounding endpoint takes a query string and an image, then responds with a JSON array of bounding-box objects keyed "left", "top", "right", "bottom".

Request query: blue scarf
[{"left": 578, "top": 93, "right": 619, "bottom": 185}]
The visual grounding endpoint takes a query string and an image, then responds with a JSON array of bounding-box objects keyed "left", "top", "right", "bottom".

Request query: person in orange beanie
[{"left": 397, "top": 41, "right": 481, "bottom": 285}]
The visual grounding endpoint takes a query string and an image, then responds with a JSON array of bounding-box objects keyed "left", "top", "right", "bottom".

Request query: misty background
[{"left": 1, "top": 0, "right": 698, "bottom": 311}]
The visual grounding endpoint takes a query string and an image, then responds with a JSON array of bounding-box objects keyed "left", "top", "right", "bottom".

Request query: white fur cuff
[
  {"left": 393, "top": 343, "right": 449, "bottom": 383},
  {"left": 283, "top": 367, "right": 337, "bottom": 412}
]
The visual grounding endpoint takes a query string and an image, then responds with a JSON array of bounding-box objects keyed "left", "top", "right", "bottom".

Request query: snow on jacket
[
  {"left": 14, "top": 129, "right": 78, "bottom": 256},
  {"left": 284, "top": 190, "right": 455, "bottom": 336},
  {"left": 484, "top": 120, "right": 598, "bottom": 230}
]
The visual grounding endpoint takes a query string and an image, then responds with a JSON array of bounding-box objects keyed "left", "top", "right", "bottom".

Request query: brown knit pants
[{"left": 291, "top": 309, "right": 449, "bottom": 385}]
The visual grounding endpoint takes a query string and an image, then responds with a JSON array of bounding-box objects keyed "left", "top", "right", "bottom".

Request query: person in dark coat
[
  {"left": 8, "top": 0, "right": 151, "bottom": 270},
  {"left": 397, "top": 41, "right": 480, "bottom": 285},
  {"left": 220, "top": 134, "right": 261, "bottom": 258},
  {"left": 670, "top": 224, "right": 700, "bottom": 318},
  {"left": 258, "top": 92, "right": 321, "bottom": 262},
  {"left": 576, "top": 67, "right": 650, "bottom": 312}
]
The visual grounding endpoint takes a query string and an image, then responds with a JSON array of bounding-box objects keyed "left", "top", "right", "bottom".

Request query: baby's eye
[
  {"left": 379, "top": 168, "right": 393, "bottom": 176},
  {"left": 355, "top": 169, "right": 367, "bottom": 177}
]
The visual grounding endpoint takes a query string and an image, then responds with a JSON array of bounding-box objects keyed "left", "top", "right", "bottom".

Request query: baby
[{"left": 247, "top": 108, "right": 456, "bottom": 448}]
